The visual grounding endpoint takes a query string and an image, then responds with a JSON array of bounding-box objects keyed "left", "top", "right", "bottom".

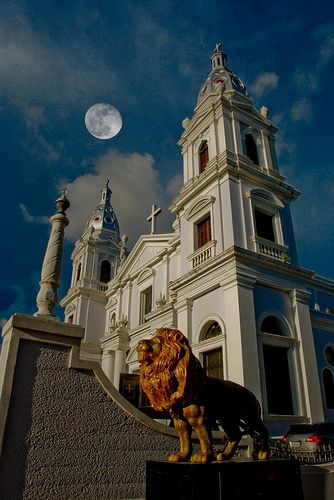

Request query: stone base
[{"left": 146, "top": 459, "right": 304, "bottom": 500}]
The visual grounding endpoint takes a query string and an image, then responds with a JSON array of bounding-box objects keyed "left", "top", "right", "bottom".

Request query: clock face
[
  {"left": 94, "top": 215, "right": 102, "bottom": 223},
  {"left": 104, "top": 214, "right": 114, "bottom": 224},
  {"left": 231, "top": 74, "right": 245, "bottom": 89}
]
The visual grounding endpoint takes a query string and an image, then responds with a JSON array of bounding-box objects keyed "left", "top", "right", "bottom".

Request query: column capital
[
  {"left": 175, "top": 297, "right": 193, "bottom": 313},
  {"left": 289, "top": 288, "right": 311, "bottom": 305},
  {"left": 220, "top": 269, "right": 257, "bottom": 291}
]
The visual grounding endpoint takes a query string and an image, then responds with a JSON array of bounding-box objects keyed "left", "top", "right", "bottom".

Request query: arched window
[
  {"left": 261, "top": 316, "right": 284, "bottom": 336},
  {"left": 197, "top": 321, "right": 224, "bottom": 380},
  {"left": 245, "top": 134, "right": 259, "bottom": 165},
  {"left": 259, "top": 315, "right": 295, "bottom": 415},
  {"left": 199, "top": 141, "right": 209, "bottom": 173},
  {"left": 205, "top": 321, "right": 222, "bottom": 339},
  {"left": 100, "top": 260, "right": 111, "bottom": 283},
  {"left": 325, "top": 345, "right": 334, "bottom": 367},
  {"left": 76, "top": 263, "right": 82, "bottom": 283},
  {"left": 323, "top": 369, "right": 334, "bottom": 409}
]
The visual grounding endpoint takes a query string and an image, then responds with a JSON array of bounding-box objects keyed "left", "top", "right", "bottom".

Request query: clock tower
[
  {"left": 61, "top": 181, "right": 127, "bottom": 360},
  {"left": 171, "top": 43, "right": 299, "bottom": 275}
]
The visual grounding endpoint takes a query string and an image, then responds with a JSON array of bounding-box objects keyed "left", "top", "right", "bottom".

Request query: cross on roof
[{"left": 147, "top": 204, "right": 162, "bottom": 234}]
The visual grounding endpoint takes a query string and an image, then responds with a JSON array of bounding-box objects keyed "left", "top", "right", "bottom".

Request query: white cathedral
[{"left": 61, "top": 44, "right": 334, "bottom": 435}]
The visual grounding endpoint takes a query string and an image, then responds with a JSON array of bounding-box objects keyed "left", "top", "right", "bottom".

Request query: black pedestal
[{"left": 146, "top": 459, "right": 304, "bottom": 500}]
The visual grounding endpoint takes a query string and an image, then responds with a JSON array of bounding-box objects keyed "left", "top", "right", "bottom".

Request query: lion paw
[
  {"left": 252, "top": 450, "right": 269, "bottom": 460},
  {"left": 258, "top": 451, "right": 268, "bottom": 461},
  {"left": 216, "top": 441, "right": 238, "bottom": 461},
  {"left": 191, "top": 452, "right": 213, "bottom": 464},
  {"left": 168, "top": 452, "right": 190, "bottom": 462}
]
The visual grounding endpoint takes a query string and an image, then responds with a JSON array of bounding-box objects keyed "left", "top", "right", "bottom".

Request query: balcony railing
[
  {"left": 189, "top": 240, "right": 216, "bottom": 268},
  {"left": 74, "top": 279, "right": 108, "bottom": 292},
  {"left": 251, "top": 236, "right": 289, "bottom": 262}
]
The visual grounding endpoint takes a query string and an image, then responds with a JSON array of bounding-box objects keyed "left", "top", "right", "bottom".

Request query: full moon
[{"left": 85, "top": 103, "right": 122, "bottom": 139}]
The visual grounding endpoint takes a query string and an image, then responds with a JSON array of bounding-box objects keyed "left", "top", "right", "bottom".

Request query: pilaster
[
  {"left": 290, "top": 288, "right": 324, "bottom": 421},
  {"left": 175, "top": 298, "right": 193, "bottom": 343},
  {"left": 221, "top": 270, "right": 261, "bottom": 400}
]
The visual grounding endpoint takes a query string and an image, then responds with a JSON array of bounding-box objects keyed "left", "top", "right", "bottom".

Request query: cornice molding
[{"left": 310, "top": 311, "right": 334, "bottom": 331}]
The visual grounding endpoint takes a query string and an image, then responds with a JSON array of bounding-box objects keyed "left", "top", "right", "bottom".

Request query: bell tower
[
  {"left": 61, "top": 181, "right": 127, "bottom": 357},
  {"left": 170, "top": 44, "right": 299, "bottom": 274}
]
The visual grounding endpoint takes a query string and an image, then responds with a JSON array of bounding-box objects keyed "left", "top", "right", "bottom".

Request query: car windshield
[
  {"left": 287, "top": 425, "right": 317, "bottom": 434},
  {"left": 287, "top": 423, "right": 334, "bottom": 434}
]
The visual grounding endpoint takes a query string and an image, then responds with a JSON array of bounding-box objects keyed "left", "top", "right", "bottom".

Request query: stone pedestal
[{"left": 146, "top": 459, "right": 304, "bottom": 500}]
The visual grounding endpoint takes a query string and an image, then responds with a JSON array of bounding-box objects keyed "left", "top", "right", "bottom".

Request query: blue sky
[{"left": 1, "top": 0, "right": 334, "bottom": 325}]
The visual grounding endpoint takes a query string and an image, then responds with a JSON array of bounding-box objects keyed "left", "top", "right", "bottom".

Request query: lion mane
[{"left": 138, "top": 328, "right": 205, "bottom": 412}]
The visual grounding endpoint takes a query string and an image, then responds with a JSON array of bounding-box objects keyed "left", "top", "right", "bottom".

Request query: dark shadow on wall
[{"left": 0, "top": 340, "right": 41, "bottom": 499}]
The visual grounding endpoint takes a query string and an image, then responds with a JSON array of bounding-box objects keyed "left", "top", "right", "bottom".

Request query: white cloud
[
  {"left": 294, "top": 72, "right": 318, "bottom": 92},
  {"left": 276, "top": 133, "right": 296, "bottom": 157},
  {"left": 319, "top": 35, "right": 334, "bottom": 65},
  {"left": 0, "top": 285, "right": 30, "bottom": 327},
  {"left": 20, "top": 105, "right": 64, "bottom": 162},
  {"left": 290, "top": 99, "right": 313, "bottom": 124},
  {"left": 63, "top": 150, "right": 177, "bottom": 246},
  {"left": 23, "top": 105, "right": 48, "bottom": 129},
  {"left": 293, "top": 175, "right": 334, "bottom": 251},
  {"left": 19, "top": 204, "right": 50, "bottom": 224},
  {"left": 0, "top": 4, "right": 118, "bottom": 105},
  {"left": 167, "top": 174, "right": 183, "bottom": 198},
  {"left": 249, "top": 72, "right": 279, "bottom": 98},
  {"left": 294, "top": 29, "right": 334, "bottom": 92}
]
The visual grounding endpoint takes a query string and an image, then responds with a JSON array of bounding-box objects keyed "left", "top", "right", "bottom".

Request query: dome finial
[
  {"left": 214, "top": 42, "right": 222, "bottom": 53},
  {"left": 211, "top": 42, "right": 228, "bottom": 70}
]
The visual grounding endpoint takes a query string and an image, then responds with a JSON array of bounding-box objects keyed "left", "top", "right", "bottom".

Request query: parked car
[
  {"left": 281, "top": 422, "right": 334, "bottom": 455},
  {"left": 281, "top": 422, "right": 334, "bottom": 462}
]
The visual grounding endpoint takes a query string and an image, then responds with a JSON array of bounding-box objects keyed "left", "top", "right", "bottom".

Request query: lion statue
[{"left": 137, "top": 327, "right": 269, "bottom": 464}]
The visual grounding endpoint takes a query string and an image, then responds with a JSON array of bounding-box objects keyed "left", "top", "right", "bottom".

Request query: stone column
[
  {"left": 101, "top": 350, "right": 115, "bottom": 381},
  {"left": 114, "top": 349, "right": 126, "bottom": 390},
  {"left": 35, "top": 192, "right": 70, "bottom": 319},
  {"left": 113, "top": 323, "right": 130, "bottom": 390},
  {"left": 101, "top": 321, "right": 129, "bottom": 389}
]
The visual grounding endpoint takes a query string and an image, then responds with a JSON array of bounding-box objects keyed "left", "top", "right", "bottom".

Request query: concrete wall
[{"left": 0, "top": 314, "right": 178, "bottom": 500}]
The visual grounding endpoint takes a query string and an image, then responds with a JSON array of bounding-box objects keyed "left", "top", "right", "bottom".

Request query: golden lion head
[{"left": 137, "top": 328, "right": 193, "bottom": 412}]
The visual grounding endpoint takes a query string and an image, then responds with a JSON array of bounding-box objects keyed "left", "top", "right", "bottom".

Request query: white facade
[{"left": 62, "top": 45, "right": 334, "bottom": 434}]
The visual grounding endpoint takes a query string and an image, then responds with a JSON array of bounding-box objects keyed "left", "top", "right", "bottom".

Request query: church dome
[
  {"left": 86, "top": 180, "right": 120, "bottom": 235},
  {"left": 197, "top": 43, "right": 248, "bottom": 105}
]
